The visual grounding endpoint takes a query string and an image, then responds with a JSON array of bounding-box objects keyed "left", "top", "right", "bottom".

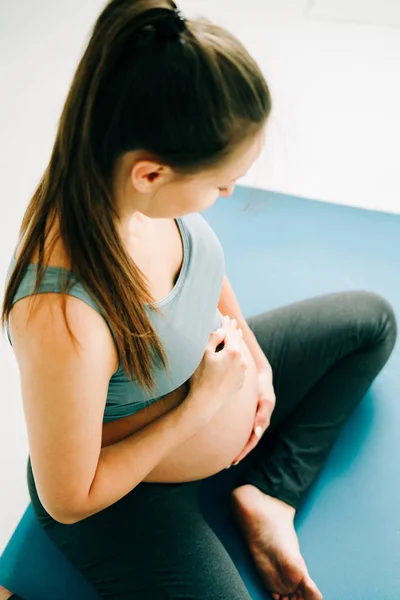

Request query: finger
[
  {"left": 255, "top": 397, "right": 274, "bottom": 423},
  {"left": 254, "top": 404, "right": 271, "bottom": 431},
  {"left": 234, "top": 327, "right": 244, "bottom": 344},
  {"left": 258, "top": 391, "right": 276, "bottom": 407},
  {"left": 208, "top": 328, "right": 227, "bottom": 351},
  {"left": 230, "top": 327, "right": 247, "bottom": 354},
  {"left": 223, "top": 315, "right": 234, "bottom": 326},
  {"left": 232, "top": 435, "right": 259, "bottom": 464},
  {"left": 222, "top": 314, "right": 230, "bottom": 328},
  {"left": 224, "top": 328, "right": 241, "bottom": 352},
  {"left": 254, "top": 423, "right": 264, "bottom": 438},
  {"left": 254, "top": 415, "right": 270, "bottom": 435},
  {"left": 224, "top": 316, "right": 240, "bottom": 333}
]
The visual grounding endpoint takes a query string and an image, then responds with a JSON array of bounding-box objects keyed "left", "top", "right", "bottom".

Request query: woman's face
[
  {"left": 123, "top": 127, "right": 266, "bottom": 220},
  {"left": 166, "top": 129, "right": 266, "bottom": 217}
]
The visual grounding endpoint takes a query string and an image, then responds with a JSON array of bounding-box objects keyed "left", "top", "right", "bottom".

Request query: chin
[
  {"left": 198, "top": 196, "right": 218, "bottom": 213},
  {"left": 171, "top": 196, "right": 218, "bottom": 218}
]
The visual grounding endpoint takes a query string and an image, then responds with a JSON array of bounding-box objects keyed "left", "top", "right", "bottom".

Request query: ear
[{"left": 130, "top": 160, "right": 172, "bottom": 193}]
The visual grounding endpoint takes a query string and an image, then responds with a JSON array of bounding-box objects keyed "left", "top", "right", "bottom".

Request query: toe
[{"left": 301, "top": 574, "right": 323, "bottom": 600}]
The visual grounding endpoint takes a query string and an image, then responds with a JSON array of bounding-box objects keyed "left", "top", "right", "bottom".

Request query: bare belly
[{"left": 101, "top": 343, "right": 259, "bottom": 482}]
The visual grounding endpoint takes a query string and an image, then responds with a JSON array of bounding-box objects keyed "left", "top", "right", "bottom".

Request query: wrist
[{"left": 176, "top": 388, "right": 213, "bottom": 428}]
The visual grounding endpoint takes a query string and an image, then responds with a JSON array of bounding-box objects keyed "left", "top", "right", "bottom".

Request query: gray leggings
[{"left": 22, "top": 291, "right": 397, "bottom": 599}]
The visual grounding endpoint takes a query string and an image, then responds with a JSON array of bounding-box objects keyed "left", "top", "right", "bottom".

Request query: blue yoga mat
[
  {"left": 1, "top": 187, "right": 399, "bottom": 599},
  {"left": 200, "top": 187, "right": 400, "bottom": 600}
]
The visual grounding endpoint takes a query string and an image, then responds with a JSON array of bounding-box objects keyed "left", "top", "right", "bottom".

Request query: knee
[{"left": 358, "top": 291, "right": 397, "bottom": 352}]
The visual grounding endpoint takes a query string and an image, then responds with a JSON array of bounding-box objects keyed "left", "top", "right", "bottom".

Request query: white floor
[{"left": 0, "top": 0, "right": 399, "bottom": 556}]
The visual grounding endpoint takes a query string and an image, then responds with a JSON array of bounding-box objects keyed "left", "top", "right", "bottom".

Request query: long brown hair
[{"left": 1, "top": 0, "right": 272, "bottom": 393}]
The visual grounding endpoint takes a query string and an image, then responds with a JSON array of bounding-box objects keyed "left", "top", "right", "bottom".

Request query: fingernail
[
  {"left": 255, "top": 425, "right": 262, "bottom": 437},
  {"left": 225, "top": 465, "right": 231, "bottom": 469},
  {"left": 232, "top": 461, "right": 240, "bottom": 466}
]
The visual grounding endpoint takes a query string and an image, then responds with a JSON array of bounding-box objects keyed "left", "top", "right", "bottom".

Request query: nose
[{"left": 219, "top": 184, "right": 236, "bottom": 198}]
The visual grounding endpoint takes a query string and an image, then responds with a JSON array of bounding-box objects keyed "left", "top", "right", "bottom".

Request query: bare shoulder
[
  {"left": 10, "top": 214, "right": 118, "bottom": 374},
  {"left": 16, "top": 213, "right": 70, "bottom": 269},
  {"left": 9, "top": 287, "right": 119, "bottom": 377}
]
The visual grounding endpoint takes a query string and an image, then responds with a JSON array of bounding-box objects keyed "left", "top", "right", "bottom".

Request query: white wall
[
  {"left": 1, "top": 0, "right": 399, "bottom": 555},
  {"left": 184, "top": 0, "right": 400, "bottom": 215},
  {"left": 309, "top": 0, "right": 400, "bottom": 28}
]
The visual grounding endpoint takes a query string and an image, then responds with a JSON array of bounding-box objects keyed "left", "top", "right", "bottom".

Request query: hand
[
  {"left": 229, "top": 368, "right": 276, "bottom": 466},
  {"left": 186, "top": 316, "right": 248, "bottom": 424}
]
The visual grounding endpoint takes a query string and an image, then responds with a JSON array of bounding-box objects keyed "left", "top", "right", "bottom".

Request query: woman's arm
[
  {"left": 218, "top": 275, "right": 276, "bottom": 465},
  {"left": 217, "top": 275, "right": 272, "bottom": 374}
]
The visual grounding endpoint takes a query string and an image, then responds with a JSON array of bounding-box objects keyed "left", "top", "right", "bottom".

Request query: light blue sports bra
[{"left": 5, "top": 213, "right": 225, "bottom": 423}]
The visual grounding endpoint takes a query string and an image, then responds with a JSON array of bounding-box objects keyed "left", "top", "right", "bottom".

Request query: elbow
[
  {"left": 53, "top": 515, "right": 76, "bottom": 525},
  {"left": 54, "top": 512, "right": 81, "bottom": 525},
  {"left": 45, "top": 497, "right": 89, "bottom": 525},
  {"left": 50, "top": 508, "right": 87, "bottom": 525},
  {"left": 47, "top": 505, "right": 84, "bottom": 525}
]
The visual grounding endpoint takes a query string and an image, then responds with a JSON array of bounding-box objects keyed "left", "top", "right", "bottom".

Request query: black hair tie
[{"left": 138, "top": 6, "right": 187, "bottom": 46}]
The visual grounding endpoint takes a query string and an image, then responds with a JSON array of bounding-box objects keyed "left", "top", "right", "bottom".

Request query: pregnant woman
[{"left": 1, "top": 2, "right": 397, "bottom": 599}]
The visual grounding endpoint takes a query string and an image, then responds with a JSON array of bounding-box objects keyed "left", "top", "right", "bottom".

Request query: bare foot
[
  {"left": 230, "top": 485, "right": 323, "bottom": 600},
  {"left": 0, "top": 586, "right": 14, "bottom": 600}
]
